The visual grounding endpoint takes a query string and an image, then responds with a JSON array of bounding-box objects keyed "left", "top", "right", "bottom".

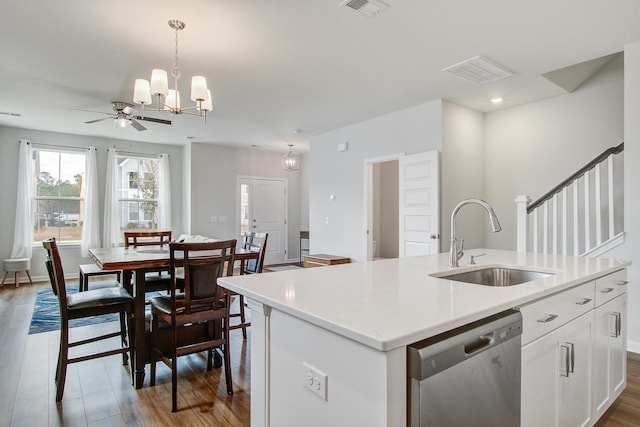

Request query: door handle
[
  {"left": 610, "top": 312, "right": 622, "bottom": 337},
  {"left": 429, "top": 234, "right": 440, "bottom": 240},
  {"left": 560, "top": 343, "right": 571, "bottom": 377}
]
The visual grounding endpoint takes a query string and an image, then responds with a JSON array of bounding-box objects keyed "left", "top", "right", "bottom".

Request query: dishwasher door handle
[{"left": 464, "top": 334, "right": 494, "bottom": 355}]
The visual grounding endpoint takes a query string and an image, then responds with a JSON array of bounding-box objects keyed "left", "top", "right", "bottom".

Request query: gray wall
[
  {"left": 309, "top": 100, "right": 444, "bottom": 263},
  {"left": 187, "top": 142, "right": 308, "bottom": 262},
  {"left": 0, "top": 125, "right": 184, "bottom": 281},
  {"left": 483, "top": 55, "right": 624, "bottom": 249}
]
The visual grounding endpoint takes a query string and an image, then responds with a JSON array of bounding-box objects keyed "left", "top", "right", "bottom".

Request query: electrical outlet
[{"left": 303, "top": 362, "right": 327, "bottom": 401}]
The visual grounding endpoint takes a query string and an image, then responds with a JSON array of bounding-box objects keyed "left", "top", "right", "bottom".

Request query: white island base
[{"left": 219, "top": 250, "right": 630, "bottom": 427}]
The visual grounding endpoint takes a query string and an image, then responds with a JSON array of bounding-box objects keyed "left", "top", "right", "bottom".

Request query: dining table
[{"left": 88, "top": 244, "right": 259, "bottom": 389}]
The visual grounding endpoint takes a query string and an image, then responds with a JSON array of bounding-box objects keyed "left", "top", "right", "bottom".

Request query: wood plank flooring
[{"left": 1, "top": 281, "right": 639, "bottom": 426}]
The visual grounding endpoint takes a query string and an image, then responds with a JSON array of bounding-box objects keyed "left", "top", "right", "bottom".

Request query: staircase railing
[{"left": 516, "top": 142, "right": 624, "bottom": 257}]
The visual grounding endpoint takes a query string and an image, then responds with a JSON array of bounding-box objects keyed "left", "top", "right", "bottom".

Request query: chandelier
[
  {"left": 133, "top": 20, "right": 212, "bottom": 123},
  {"left": 281, "top": 144, "right": 301, "bottom": 171}
]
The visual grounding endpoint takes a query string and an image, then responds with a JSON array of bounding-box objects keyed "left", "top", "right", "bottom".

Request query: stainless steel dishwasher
[{"left": 407, "top": 309, "right": 522, "bottom": 427}]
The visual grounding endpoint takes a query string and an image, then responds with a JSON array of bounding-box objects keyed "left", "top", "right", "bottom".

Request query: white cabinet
[
  {"left": 522, "top": 310, "right": 594, "bottom": 427},
  {"left": 520, "top": 269, "right": 628, "bottom": 427},
  {"left": 592, "top": 292, "right": 627, "bottom": 419}
]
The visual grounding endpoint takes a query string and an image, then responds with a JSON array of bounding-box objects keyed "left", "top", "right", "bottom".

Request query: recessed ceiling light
[{"left": 491, "top": 97, "right": 503, "bottom": 104}]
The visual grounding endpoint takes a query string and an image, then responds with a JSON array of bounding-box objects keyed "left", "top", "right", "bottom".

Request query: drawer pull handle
[
  {"left": 537, "top": 314, "right": 558, "bottom": 323},
  {"left": 617, "top": 280, "right": 628, "bottom": 287},
  {"left": 600, "top": 287, "right": 614, "bottom": 293},
  {"left": 575, "top": 298, "right": 592, "bottom": 306}
]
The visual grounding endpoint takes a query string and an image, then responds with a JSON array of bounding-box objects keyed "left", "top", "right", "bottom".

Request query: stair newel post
[{"left": 515, "top": 195, "right": 531, "bottom": 253}]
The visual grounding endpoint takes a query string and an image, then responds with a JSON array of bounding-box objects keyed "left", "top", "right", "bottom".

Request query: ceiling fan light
[
  {"left": 198, "top": 89, "right": 213, "bottom": 112},
  {"left": 164, "top": 90, "right": 181, "bottom": 111},
  {"left": 190, "top": 76, "right": 208, "bottom": 101},
  {"left": 150, "top": 69, "right": 169, "bottom": 96},
  {"left": 114, "top": 117, "right": 132, "bottom": 128},
  {"left": 133, "top": 79, "right": 152, "bottom": 104}
]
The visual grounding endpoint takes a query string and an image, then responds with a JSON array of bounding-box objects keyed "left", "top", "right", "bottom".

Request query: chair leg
[
  {"left": 171, "top": 328, "right": 178, "bottom": 413},
  {"left": 56, "top": 322, "right": 69, "bottom": 402},
  {"left": 224, "top": 317, "right": 233, "bottom": 396},
  {"left": 239, "top": 295, "right": 247, "bottom": 339},
  {"left": 207, "top": 320, "right": 214, "bottom": 372},
  {"left": 1, "top": 271, "right": 7, "bottom": 287},
  {"left": 26, "top": 270, "right": 32, "bottom": 285},
  {"left": 119, "top": 311, "right": 128, "bottom": 365},
  {"left": 150, "top": 315, "right": 158, "bottom": 387},
  {"left": 127, "top": 311, "right": 135, "bottom": 386},
  {"left": 14, "top": 272, "right": 20, "bottom": 288}
]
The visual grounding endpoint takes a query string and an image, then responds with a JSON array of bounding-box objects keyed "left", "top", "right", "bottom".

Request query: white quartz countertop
[{"left": 219, "top": 249, "right": 630, "bottom": 352}]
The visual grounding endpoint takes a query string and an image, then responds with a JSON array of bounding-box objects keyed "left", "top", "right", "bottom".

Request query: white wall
[
  {"left": 607, "top": 41, "right": 640, "bottom": 351},
  {"left": 483, "top": 55, "right": 624, "bottom": 250},
  {"left": 0, "top": 125, "right": 183, "bottom": 281},
  {"left": 187, "top": 143, "right": 308, "bottom": 262},
  {"left": 441, "top": 101, "right": 486, "bottom": 252},
  {"left": 309, "top": 100, "right": 443, "bottom": 263}
]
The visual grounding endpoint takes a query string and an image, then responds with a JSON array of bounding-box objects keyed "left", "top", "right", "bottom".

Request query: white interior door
[
  {"left": 241, "top": 178, "right": 287, "bottom": 265},
  {"left": 398, "top": 150, "right": 440, "bottom": 257}
]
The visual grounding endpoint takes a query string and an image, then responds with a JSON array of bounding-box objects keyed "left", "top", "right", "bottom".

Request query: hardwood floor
[
  {"left": 0, "top": 282, "right": 250, "bottom": 426},
  {"left": 2, "top": 281, "right": 639, "bottom": 426}
]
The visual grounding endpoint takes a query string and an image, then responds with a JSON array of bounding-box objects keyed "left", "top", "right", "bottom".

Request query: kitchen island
[{"left": 219, "top": 249, "right": 630, "bottom": 427}]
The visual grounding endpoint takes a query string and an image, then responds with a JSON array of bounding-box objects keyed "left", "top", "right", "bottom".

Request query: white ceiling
[{"left": 1, "top": 0, "right": 640, "bottom": 152}]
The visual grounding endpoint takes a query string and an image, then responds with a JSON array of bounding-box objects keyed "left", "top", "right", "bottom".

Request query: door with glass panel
[{"left": 239, "top": 177, "right": 287, "bottom": 265}]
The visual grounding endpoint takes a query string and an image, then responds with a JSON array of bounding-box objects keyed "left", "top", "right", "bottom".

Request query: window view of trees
[
  {"left": 118, "top": 157, "right": 159, "bottom": 234},
  {"left": 33, "top": 149, "right": 85, "bottom": 242}
]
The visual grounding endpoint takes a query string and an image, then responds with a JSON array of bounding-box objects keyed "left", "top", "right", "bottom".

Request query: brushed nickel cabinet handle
[
  {"left": 617, "top": 280, "right": 628, "bottom": 286},
  {"left": 537, "top": 314, "right": 558, "bottom": 323},
  {"left": 600, "top": 287, "right": 614, "bottom": 293},
  {"left": 575, "top": 298, "right": 592, "bottom": 305}
]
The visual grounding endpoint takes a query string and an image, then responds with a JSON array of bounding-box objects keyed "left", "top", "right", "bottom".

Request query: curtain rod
[
  {"left": 27, "top": 141, "right": 94, "bottom": 151},
  {"left": 111, "top": 149, "right": 167, "bottom": 159}
]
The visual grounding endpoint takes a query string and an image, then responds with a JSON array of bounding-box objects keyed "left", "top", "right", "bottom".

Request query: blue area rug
[{"left": 29, "top": 284, "right": 119, "bottom": 335}]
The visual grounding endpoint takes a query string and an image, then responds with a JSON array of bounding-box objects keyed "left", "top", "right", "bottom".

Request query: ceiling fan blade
[
  {"left": 130, "top": 119, "right": 147, "bottom": 131},
  {"left": 134, "top": 115, "right": 172, "bottom": 126},
  {"left": 72, "top": 108, "right": 114, "bottom": 116},
  {"left": 85, "top": 116, "right": 113, "bottom": 124}
]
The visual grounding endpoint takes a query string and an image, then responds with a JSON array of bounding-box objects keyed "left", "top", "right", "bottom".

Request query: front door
[{"left": 239, "top": 177, "right": 287, "bottom": 265}]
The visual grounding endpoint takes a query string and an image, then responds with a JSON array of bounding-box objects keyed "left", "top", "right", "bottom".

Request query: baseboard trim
[{"left": 628, "top": 339, "right": 640, "bottom": 354}]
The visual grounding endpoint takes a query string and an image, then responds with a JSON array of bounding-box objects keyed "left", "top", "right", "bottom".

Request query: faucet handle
[
  {"left": 456, "top": 239, "right": 464, "bottom": 262},
  {"left": 469, "top": 253, "right": 486, "bottom": 265}
]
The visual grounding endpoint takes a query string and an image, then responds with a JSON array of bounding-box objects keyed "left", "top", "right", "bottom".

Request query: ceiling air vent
[
  {"left": 442, "top": 56, "right": 514, "bottom": 85},
  {"left": 340, "top": 0, "right": 388, "bottom": 17}
]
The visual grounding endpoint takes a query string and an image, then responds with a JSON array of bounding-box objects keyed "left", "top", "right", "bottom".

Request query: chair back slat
[
  {"left": 169, "top": 240, "right": 236, "bottom": 315},
  {"left": 42, "top": 237, "right": 68, "bottom": 316},
  {"left": 242, "top": 232, "right": 268, "bottom": 274},
  {"left": 124, "top": 231, "right": 172, "bottom": 247}
]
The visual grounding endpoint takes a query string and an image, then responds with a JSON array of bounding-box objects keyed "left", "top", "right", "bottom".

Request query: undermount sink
[{"left": 433, "top": 266, "right": 554, "bottom": 287}]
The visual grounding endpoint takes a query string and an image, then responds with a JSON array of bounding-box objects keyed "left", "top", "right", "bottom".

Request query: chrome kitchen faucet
[{"left": 449, "top": 199, "right": 502, "bottom": 268}]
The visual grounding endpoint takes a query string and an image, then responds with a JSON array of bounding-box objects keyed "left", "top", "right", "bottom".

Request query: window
[
  {"left": 32, "top": 149, "right": 86, "bottom": 243},
  {"left": 117, "top": 156, "right": 160, "bottom": 233}
]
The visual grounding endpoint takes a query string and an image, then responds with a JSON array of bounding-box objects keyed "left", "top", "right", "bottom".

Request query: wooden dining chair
[
  {"left": 229, "top": 232, "right": 268, "bottom": 338},
  {"left": 42, "top": 237, "right": 135, "bottom": 402},
  {"left": 149, "top": 239, "right": 236, "bottom": 413},
  {"left": 124, "top": 230, "right": 173, "bottom": 292}
]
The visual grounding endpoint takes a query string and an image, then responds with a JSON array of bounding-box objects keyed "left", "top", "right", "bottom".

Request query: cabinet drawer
[
  {"left": 595, "top": 269, "right": 628, "bottom": 307},
  {"left": 519, "top": 281, "right": 595, "bottom": 345}
]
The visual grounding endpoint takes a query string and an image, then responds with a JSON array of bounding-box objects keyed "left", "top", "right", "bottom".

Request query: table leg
[{"left": 134, "top": 269, "right": 146, "bottom": 389}]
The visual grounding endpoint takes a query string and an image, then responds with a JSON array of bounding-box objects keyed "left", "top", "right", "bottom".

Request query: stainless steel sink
[{"left": 434, "top": 267, "right": 554, "bottom": 287}]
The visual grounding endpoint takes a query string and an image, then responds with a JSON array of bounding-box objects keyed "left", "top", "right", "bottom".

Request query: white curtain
[
  {"left": 158, "top": 153, "right": 172, "bottom": 231},
  {"left": 10, "top": 140, "right": 33, "bottom": 259},
  {"left": 103, "top": 148, "right": 120, "bottom": 247},
  {"left": 80, "top": 147, "right": 101, "bottom": 257}
]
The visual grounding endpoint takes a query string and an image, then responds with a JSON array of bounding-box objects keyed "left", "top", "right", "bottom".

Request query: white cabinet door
[
  {"left": 593, "top": 293, "right": 627, "bottom": 419},
  {"left": 522, "top": 327, "right": 562, "bottom": 427},
  {"left": 559, "top": 311, "right": 594, "bottom": 427},
  {"left": 522, "top": 311, "right": 594, "bottom": 427}
]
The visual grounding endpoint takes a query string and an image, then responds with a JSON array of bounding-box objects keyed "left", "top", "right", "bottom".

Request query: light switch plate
[{"left": 303, "top": 362, "right": 327, "bottom": 401}]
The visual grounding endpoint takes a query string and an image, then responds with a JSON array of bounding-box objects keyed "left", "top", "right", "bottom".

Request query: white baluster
[
  {"left": 515, "top": 195, "right": 531, "bottom": 253},
  {"left": 562, "top": 187, "right": 568, "bottom": 255},
  {"left": 552, "top": 193, "right": 558, "bottom": 256},
  {"left": 543, "top": 200, "right": 548, "bottom": 255},
  {"left": 608, "top": 155, "right": 615, "bottom": 240},
  {"left": 595, "top": 163, "right": 602, "bottom": 247},
  {"left": 584, "top": 171, "right": 591, "bottom": 253},
  {"left": 533, "top": 208, "right": 538, "bottom": 254},
  {"left": 573, "top": 179, "right": 579, "bottom": 256}
]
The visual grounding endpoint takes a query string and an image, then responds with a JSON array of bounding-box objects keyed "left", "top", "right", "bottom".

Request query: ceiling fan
[{"left": 78, "top": 101, "right": 172, "bottom": 131}]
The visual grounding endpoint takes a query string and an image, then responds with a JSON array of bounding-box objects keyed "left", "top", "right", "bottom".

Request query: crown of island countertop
[{"left": 218, "top": 249, "right": 630, "bottom": 351}]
